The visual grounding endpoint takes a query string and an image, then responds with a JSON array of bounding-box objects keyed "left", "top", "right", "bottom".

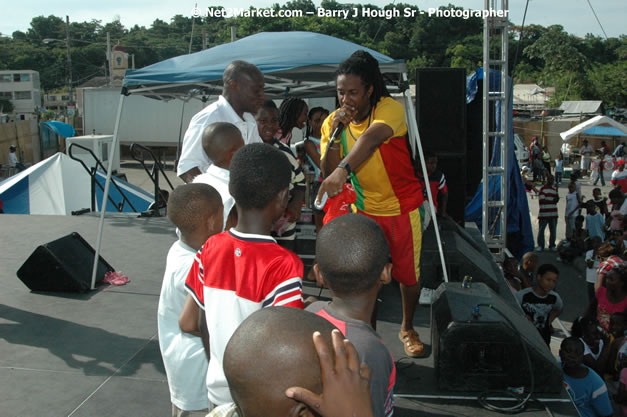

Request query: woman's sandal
[{"left": 399, "top": 329, "right": 425, "bottom": 357}]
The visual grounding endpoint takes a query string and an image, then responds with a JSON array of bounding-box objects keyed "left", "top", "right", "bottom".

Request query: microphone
[{"left": 330, "top": 122, "right": 345, "bottom": 142}]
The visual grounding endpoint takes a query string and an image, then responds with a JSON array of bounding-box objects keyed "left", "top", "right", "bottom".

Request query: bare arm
[
  {"left": 304, "top": 140, "right": 321, "bottom": 170},
  {"left": 179, "top": 167, "right": 202, "bottom": 184},
  {"left": 318, "top": 123, "right": 392, "bottom": 202},
  {"left": 178, "top": 294, "right": 201, "bottom": 336}
]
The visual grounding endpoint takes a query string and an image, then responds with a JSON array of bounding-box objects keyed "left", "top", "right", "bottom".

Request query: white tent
[{"left": 560, "top": 115, "right": 627, "bottom": 141}]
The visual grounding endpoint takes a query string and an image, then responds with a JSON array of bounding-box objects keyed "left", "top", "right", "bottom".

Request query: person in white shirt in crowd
[
  {"left": 8, "top": 145, "right": 26, "bottom": 172},
  {"left": 158, "top": 183, "right": 224, "bottom": 417},
  {"left": 580, "top": 140, "right": 594, "bottom": 177},
  {"left": 177, "top": 61, "right": 265, "bottom": 183}
]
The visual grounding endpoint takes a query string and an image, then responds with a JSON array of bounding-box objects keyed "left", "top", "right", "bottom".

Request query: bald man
[{"left": 178, "top": 61, "right": 265, "bottom": 183}]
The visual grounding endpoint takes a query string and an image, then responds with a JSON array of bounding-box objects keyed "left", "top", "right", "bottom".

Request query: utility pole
[
  {"left": 230, "top": 24, "right": 237, "bottom": 42},
  {"left": 107, "top": 32, "right": 113, "bottom": 86},
  {"left": 202, "top": 29, "right": 208, "bottom": 49},
  {"left": 65, "top": 16, "right": 73, "bottom": 103}
]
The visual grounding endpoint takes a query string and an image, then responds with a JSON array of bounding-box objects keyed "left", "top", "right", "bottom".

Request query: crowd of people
[
  {"left": 156, "top": 51, "right": 431, "bottom": 417},
  {"left": 520, "top": 136, "right": 627, "bottom": 416},
  {"left": 155, "top": 50, "right": 627, "bottom": 416}
]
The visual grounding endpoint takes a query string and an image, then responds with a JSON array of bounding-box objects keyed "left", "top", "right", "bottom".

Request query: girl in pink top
[{"left": 593, "top": 268, "right": 627, "bottom": 333}]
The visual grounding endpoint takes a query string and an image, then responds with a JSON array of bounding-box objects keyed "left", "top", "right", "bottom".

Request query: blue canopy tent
[
  {"left": 464, "top": 68, "right": 534, "bottom": 259},
  {"left": 91, "top": 31, "right": 449, "bottom": 289}
]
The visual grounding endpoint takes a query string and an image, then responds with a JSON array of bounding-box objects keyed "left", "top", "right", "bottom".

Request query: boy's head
[
  {"left": 535, "top": 263, "right": 559, "bottom": 293},
  {"left": 590, "top": 236, "right": 602, "bottom": 250},
  {"left": 201, "top": 122, "right": 244, "bottom": 169},
  {"left": 593, "top": 188, "right": 602, "bottom": 199},
  {"left": 585, "top": 200, "right": 597, "bottom": 214},
  {"left": 223, "top": 307, "right": 337, "bottom": 417},
  {"left": 609, "top": 188, "right": 625, "bottom": 205},
  {"left": 167, "top": 183, "right": 223, "bottom": 246},
  {"left": 9, "top": 145, "right": 16, "bottom": 153},
  {"left": 255, "top": 100, "right": 280, "bottom": 143},
  {"left": 521, "top": 252, "right": 538, "bottom": 272},
  {"left": 424, "top": 151, "right": 437, "bottom": 175},
  {"left": 568, "top": 182, "right": 576, "bottom": 193},
  {"left": 229, "top": 143, "right": 291, "bottom": 214},
  {"left": 545, "top": 174, "right": 554, "bottom": 186},
  {"left": 314, "top": 214, "right": 392, "bottom": 296},
  {"left": 560, "top": 337, "right": 584, "bottom": 370}
]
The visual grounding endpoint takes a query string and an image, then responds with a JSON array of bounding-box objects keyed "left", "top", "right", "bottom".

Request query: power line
[{"left": 585, "top": 0, "right": 608, "bottom": 39}]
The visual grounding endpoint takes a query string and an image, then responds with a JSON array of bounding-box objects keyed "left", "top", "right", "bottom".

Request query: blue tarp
[
  {"left": 464, "top": 68, "right": 534, "bottom": 259},
  {"left": 41, "top": 121, "right": 75, "bottom": 138},
  {"left": 583, "top": 126, "right": 627, "bottom": 137},
  {"left": 124, "top": 31, "right": 402, "bottom": 88}
]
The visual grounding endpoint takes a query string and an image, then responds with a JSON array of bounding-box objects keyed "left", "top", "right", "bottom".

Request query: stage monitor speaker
[
  {"left": 17, "top": 232, "right": 114, "bottom": 292},
  {"left": 421, "top": 219, "right": 504, "bottom": 293},
  {"left": 432, "top": 282, "right": 563, "bottom": 393},
  {"left": 415, "top": 68, "right": 467, "bottom": 153}
]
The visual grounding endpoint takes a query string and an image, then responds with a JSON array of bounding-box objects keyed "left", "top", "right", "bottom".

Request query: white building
[{"left": 0, "top": 70, "right": 41, "bottom": 120}]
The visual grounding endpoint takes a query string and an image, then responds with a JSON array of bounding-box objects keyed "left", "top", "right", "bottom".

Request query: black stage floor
[{"left": 0, "top": 214, "right": 577, "bottom": 416}]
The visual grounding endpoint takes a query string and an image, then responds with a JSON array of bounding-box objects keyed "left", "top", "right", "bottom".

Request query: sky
[{"left": 1, "top": 0, "right": 624, "bottom": 39}]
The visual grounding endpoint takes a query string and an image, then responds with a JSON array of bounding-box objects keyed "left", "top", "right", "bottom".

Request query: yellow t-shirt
[{"left": 321, "top": 97, "right": 422, "bottom": 216}]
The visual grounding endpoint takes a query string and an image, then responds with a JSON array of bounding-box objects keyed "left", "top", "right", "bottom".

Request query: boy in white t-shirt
[{"left": 157, "top": 183, "right": 224, "bottom": 416}]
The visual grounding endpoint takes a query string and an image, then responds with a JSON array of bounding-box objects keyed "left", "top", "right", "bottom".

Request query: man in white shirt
[
  {"left": 580, "top": 140, "right": 594, "bottom": 177},
  {"left": 177, "top": 61, "right": 264, "bottom": 183},
  {"left": 8, "top": 145, "right": 25, "bottom": 172}
]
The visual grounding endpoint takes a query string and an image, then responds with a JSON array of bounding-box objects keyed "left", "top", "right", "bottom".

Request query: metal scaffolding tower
[{"left": 482, "top": 0, "right": 510, "bottom": 259}]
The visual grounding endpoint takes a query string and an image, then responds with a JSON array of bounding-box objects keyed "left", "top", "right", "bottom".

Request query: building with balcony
[{"left": 0, "top": 70, "right": 41, "bottom": 121}]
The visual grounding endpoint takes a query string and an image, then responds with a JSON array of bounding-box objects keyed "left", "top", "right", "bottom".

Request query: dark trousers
[{"left": 537, "top": 217, "right": 557, "bottom": 249}]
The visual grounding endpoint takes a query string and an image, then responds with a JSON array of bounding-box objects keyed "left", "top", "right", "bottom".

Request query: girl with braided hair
[{"left": 277, "top": 97, "right": 308, "bottom": 145}]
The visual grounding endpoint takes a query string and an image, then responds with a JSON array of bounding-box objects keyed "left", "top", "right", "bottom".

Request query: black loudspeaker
[
  {"left": 17, "top": 232, "right": 114, "bottom": 292},
  {"left": 421, "top": 218, "right": 507, "bottom": 294},
  {"left": 416, "top": 68, "right": 468, "bottom": 222},
  {"left": 432, "top": 282, "right": 563, "bottom": 393},
  {"left": 416, "top": 68, "right": 467, "bottom": 153}
]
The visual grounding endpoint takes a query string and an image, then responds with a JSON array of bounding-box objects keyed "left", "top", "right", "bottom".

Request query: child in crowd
[
  {"left": 503, "top": 256, "right": 529, "bottom": 292},
  {"left": 565, "top": 182, "right": 581, "bottom": 240},
  {"left": 158, "top": 183, "right": 224, "bottom": 416},
  {"left": 417, "top": 151, "right": 449, "bottom": 218},
  {"left": 515, "top": 263, "right": 563, "bottom": 345},
  {"left": 555, "top": 153, "right": 564, "bottom": 185},
  {"left": 185, "top": 143, "right": 305, "bottom": 409},
  {"left": 193, "top": 122, "right": 245, "bottom": 231},
  {"left": 303, "top": 107, "right": 330, "bottom": 233},
  {"left": 609, "top": 188, "right": 627, "bottom": 234},
  {"left": 560, "top": 337, "right": 613, "bottom": 417},
  {"left": 585, "top": 201, "right": 605, "bottom": 240},
  {"left": 307, "top": 214, "right": 396, "bottom": 416},
  {"left": 587, "top": 266, "right": 627, "bottom": 335},
  {"left": 571, "top": 155, "right": 582, "bottom": 180},
  {"left": 537, "top": 174, "right": 559, "bottom": 251},
  {"left": 559, "top": 215, "right": 588, "bottom": 263},
  {"left": 256, "top": 100, "right": 306, "bottom": 250},
  {"left": 585, "top": 237, "right": 603, "bottom": 302},
  {"left": 591, "top": 188, "right": 609, "bottom": 218},
  {"left": 518, "top": 252, "right": 538, "bottom": 288},
  {"left": 209, "top": 308, "right": 375, "bottom": 417},
  {"left": 571, "top": 316, "right": 610, "bottom": 377}
]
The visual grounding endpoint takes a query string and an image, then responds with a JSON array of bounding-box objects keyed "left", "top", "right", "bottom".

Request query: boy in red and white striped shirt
[
  {"left": 537, "top": 174, "right": 559, "bottom": 251},
  {"left": 185, "top": 144, "right": 304, "bottom": 410}
]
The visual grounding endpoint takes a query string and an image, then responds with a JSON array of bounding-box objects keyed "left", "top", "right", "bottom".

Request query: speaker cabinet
[
  {"left": 432, "top": 282, "right": 563, "bottom": 393},
  {"left": 17, "top": 232, "right": 114, "bottom": 292}
]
